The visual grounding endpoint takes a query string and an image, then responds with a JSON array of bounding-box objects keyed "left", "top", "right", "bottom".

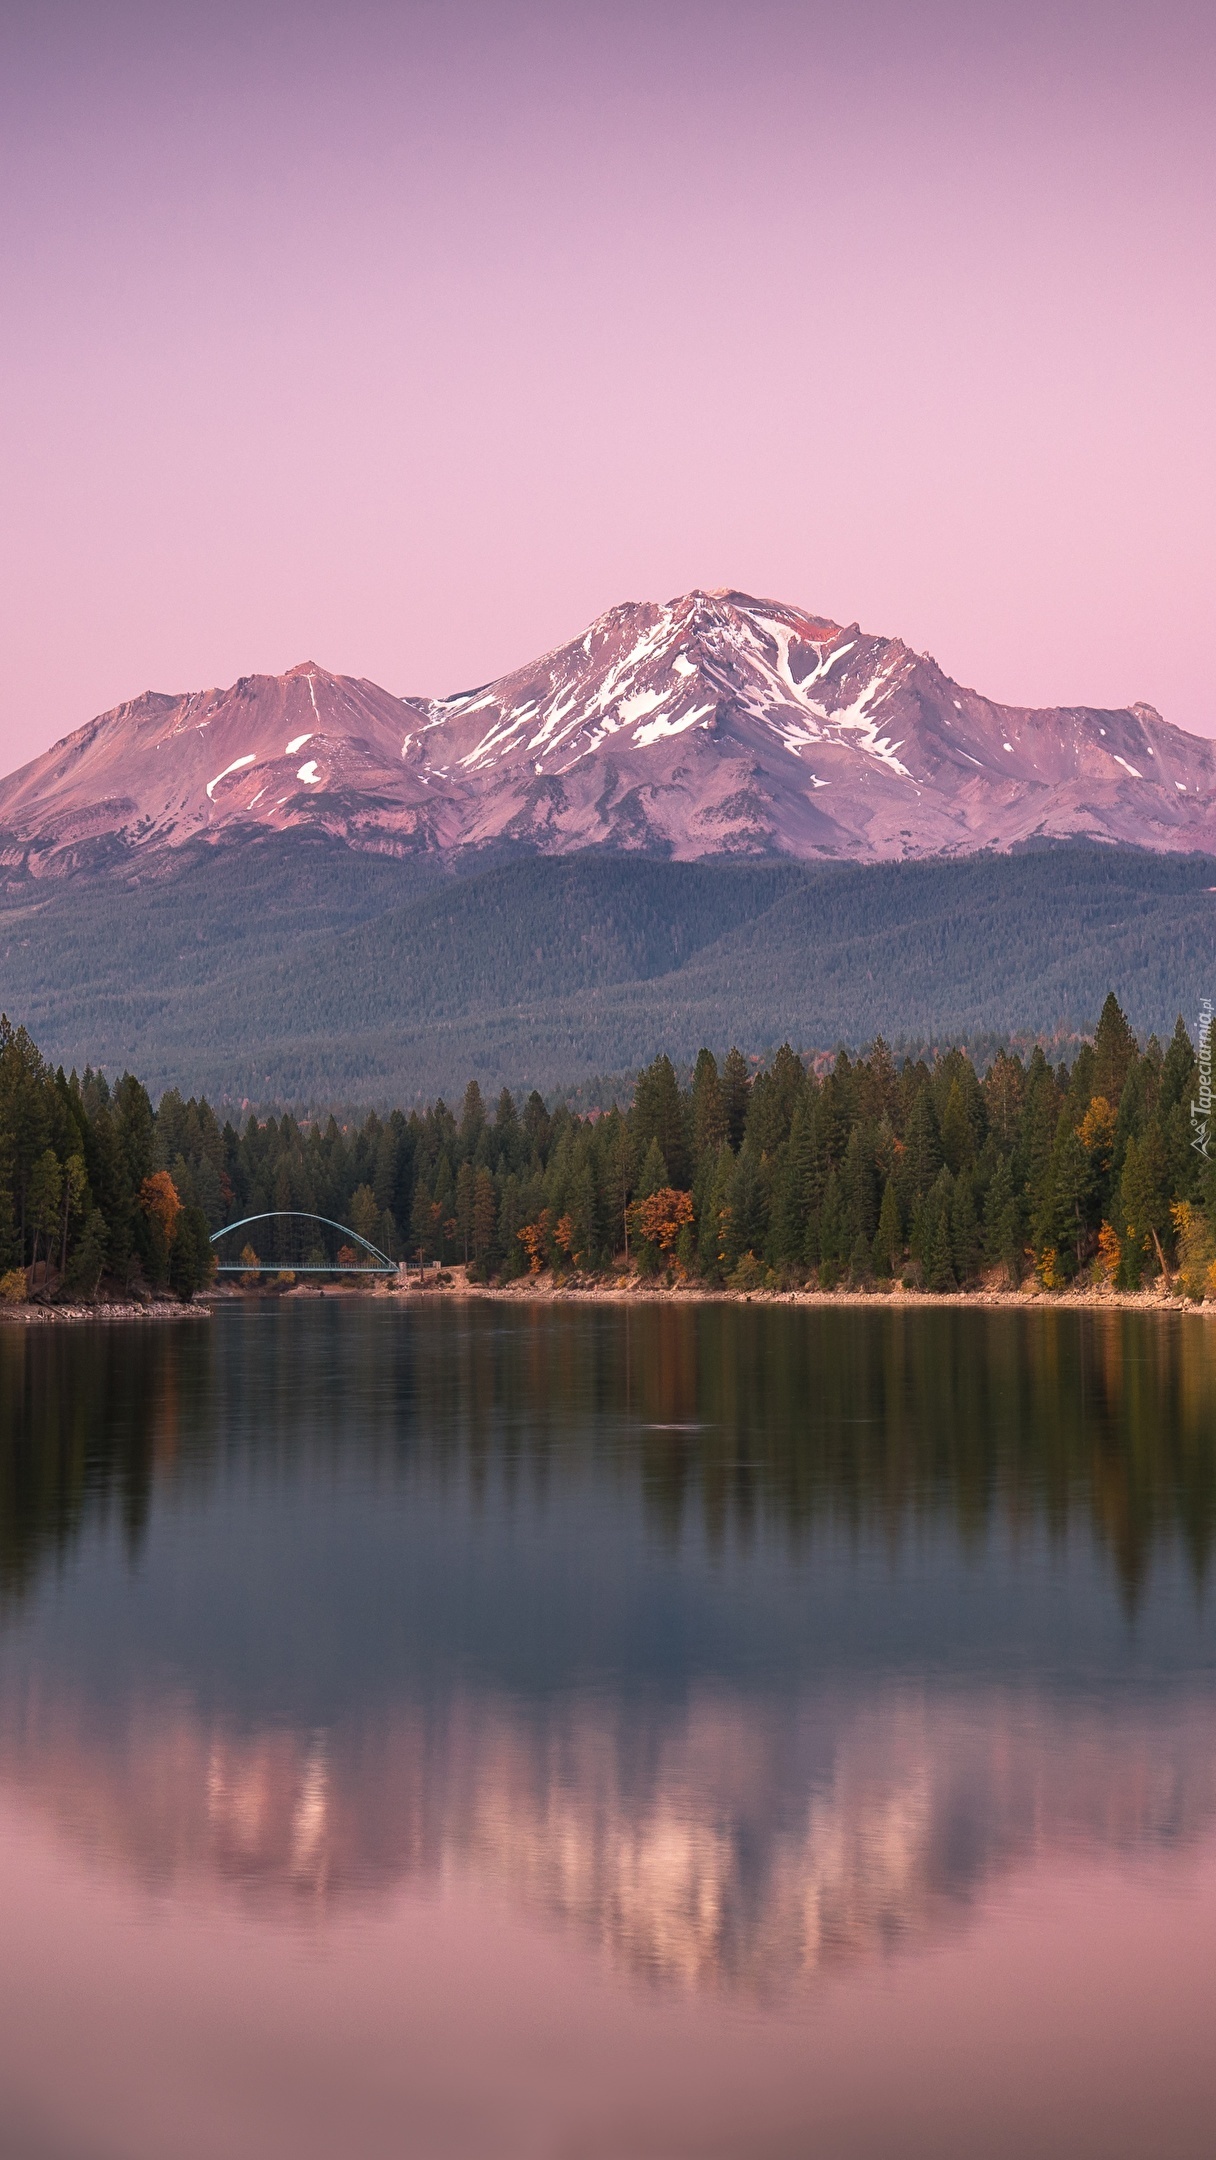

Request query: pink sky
[{"left": 1, "top": 0, "right": 1213, "bottom": 771}]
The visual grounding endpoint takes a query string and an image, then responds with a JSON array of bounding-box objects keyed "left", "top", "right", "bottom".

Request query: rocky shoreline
[
  {"left": 0, "top": 1299, "right": 210, "bottom": 1324},
  {"left": 6, "top": 1273, "right": 1209, "bottom": 1322},
  {"left": 391, "top": 1271, "right": 1203, "bottom": 1314}
]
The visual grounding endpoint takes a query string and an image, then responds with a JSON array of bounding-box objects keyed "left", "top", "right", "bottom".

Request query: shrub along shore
[{"left": 2, "top": 992, "right": 1215, "bottom": 1311}]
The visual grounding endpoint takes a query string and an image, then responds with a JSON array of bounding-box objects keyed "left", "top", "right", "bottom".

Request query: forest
[
  {"left": 2, "top": 990, "right": 1215, "bottom": 1304},
  {"left": 7, "top": 838, "right": 1216, "bottom": 1106}
]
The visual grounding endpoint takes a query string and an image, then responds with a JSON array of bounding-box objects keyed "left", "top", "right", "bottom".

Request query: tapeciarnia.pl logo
[{"left": 1191, "top": 997, "right": 1213, "bottom": 1159}]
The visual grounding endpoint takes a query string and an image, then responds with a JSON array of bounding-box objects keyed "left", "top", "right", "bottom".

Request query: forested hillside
[
  {"left": 3, "top": 840, "right": 1216, "bottom": 1106},
  {"left": 4, "top": 993, "right": 1214, "bottom": 1305}
]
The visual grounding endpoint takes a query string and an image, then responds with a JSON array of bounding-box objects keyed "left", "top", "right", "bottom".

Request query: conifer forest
[{"left": 3, "top": 992, "right": 1215, "bottom": 1303}]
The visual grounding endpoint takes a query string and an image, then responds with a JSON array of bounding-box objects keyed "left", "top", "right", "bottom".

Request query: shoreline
[
  {"left": 7, "top": 1278, "right": 1210, "bottom": 1322},
  {"left": 0, "top": 1300, "right": 210, "bottom": 1325},
  {"left": 213, "top": 1271, "right": 1207, "bottom": 1315},
  {"left": 396, "top": 1275, "right": 1205, "bottom": 1314}
]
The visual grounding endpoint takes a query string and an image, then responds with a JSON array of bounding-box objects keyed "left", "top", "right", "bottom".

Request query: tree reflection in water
[
  {"left": 3, "top": 1304, "right": 1215, "bottom": 1607},
  {"left": 0, "top": 1302, "right": 1214, "bottom": 1995}
]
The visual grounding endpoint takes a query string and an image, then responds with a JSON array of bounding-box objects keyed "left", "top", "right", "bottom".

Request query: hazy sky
[{"left": 1, "top": 0, "right": 1213, "bottom": 768}]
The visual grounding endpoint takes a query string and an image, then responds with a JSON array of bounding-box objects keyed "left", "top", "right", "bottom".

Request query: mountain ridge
[{"left": 3, "top": 589, "right": 1213, "bottom": 874}]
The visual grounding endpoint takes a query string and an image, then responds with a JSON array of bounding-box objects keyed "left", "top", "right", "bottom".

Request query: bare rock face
[{"left": 3, "top": 592, "right": 1214, "bottom": 874}]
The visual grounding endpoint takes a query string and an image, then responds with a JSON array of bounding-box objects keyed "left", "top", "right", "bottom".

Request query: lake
[{"left": 2, "top": 1299, "right": 1215, "bottom": 2159}]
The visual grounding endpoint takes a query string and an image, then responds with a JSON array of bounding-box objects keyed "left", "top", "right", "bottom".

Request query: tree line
[{"left": 2, "top": 992, "right": 1214, "bottom": 1303}]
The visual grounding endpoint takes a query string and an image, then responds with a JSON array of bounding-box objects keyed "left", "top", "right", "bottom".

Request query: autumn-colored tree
[
  {"left": 518, "top": 1210, "right": 552, "bottom": 1273},
  {"left": 140, "top": 1170, "right": 182, "bottom": 1245},
  {"left": 1170, "top": 1201, "right": 1216, "bottom": 1302},
  {"left": 626, "top": 1187, "right": 695, "bottom": 1269},
  {"left": 1096, "top": 1221, "right": 1122, "bottom": 1284},
  {"left": 554, "top": 1213, "right": 576, "bottom": 1260},
  {"left": 1077, "top": 1095, "right": 1117, "bottom": 1174}
]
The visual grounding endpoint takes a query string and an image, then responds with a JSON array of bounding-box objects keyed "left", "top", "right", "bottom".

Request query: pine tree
[
  {"left": 927, "top": 1206, "right": 957, "bottom": 1292},
  {"left": 1093, "top": 992, "right": 1138, "bottom": 1110},
  {"left": 722, "top": 1047, "right": 751, "bottom": 1152},
  {"left": 872, "top": 1178, "right": 902, "bottom": 1276},
  {"left": 983, "top": 1155, "right": 1022, "bottom": 1283},
  {"left": 772, "top": 1104, "right": 814, "bottom": 1264},
  {"left": 691, "top": 1049, "right": 726, "bottom": 1166},
  {"left": 940, "top": 1078, "right": 975, "bottom": 1174},
  {"left": 637, "top": 1136, "right": 668, "bottom": 1198},
  {"left": 698, "top": 1144, "right": 734, "bottom": 1281},
  {"left": 1119, "top": 1122, "right": 1172, "bottom": 1280},
  {"left": 632, "top": 1055, "right": 688, "bottom": 1187},
  {"left": 459, "top": 1080, "right": 486, "bottom": 1149},
  {"left": 950, "top": 1173, "right": 980, "bottom": 1284},
  {"left": 471, "top": 1166, "right": 496, "bottom": 1268},
  {"left": 724, "top": 1145, "right": 767, "bottom": 1267},
  {"left": 454, "top": 1160, "right": 475, "bottom": 1262},
  {"left": 905, "top": 1088, "right": 943, "bottom": 1200},
  {"left": 818, "top": 1170, "right": 846, "bottom": 1285}
]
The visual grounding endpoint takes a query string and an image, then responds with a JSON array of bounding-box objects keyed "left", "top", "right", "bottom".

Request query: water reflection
[
  {"left": 1, "top": 1303, "right": 1215, "bottom": 1997},
  {"left": 5, "top": 1303, "right": 1216, "bottom": 1603}
]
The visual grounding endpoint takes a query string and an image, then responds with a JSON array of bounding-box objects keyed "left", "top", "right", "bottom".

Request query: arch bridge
[{"left": 210, "top": 1212, "right": 396, "bottom": 1276}]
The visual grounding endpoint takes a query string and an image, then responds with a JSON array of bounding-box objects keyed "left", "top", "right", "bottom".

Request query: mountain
[{"left": 3, "top": 591, "right": 1214, "bottom": 874}]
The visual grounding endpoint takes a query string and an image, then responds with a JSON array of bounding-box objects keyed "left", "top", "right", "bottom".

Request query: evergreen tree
[
  {"left": 722, "top": 1047, "right": 751, "bottom": 1152},
  {"left": 905, "top": 1088, "right": 943, "bottom": 1200},
  {"left": 1119, "top": 1123, "right": 1172, "bottom": 1281},
  {"left": 691, "top": 1049, "right": 726, "bottom": 1165},
  {"left": 698, "top": 1144, "right": 734, "bottom": 1281},
  {"left": 724, "top": 1146, "right": 767, "bottom": 1267},
  {"left": 983, "top": 1154, "right": 1022, "bottom": 1283},
  {"left": 1092, "top": 991, "right": 1138, "bottom": 1110},
  {"left": 818, "top": 1170, "right": 847, "bottom": 1286},
  {"left": 873, "top": 1178, "right": 902, "bottom": 1276},
  {"left": 636, "top": 1136, "right": 668, "bottom": 1199},
  {"left": 950, "top": 1173, "right": 981, "bottom": 1284},
  {"left": 471, "top": 1167, "right": 497, "bottom": 1268},
  {"left": 632, "top": 1055, "right": 688, "bottom": 1187},
  {"left": 772, "top": 1104, "right": 814, "bottom": 1265}
]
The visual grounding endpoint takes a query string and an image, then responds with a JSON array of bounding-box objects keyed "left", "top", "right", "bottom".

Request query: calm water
[{"left": 2, "top": 1300, "right": 1216, "bottom": 2159}]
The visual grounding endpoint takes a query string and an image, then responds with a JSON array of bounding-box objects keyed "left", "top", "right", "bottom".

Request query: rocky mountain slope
[{"left": 3, "top": 591, "right": 1214, "bottom": 874}]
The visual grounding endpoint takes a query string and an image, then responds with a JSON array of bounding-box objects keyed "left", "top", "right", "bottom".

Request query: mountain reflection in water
[{"left": 1, "top": 1302, "right": 1215, "bottom": 1998}]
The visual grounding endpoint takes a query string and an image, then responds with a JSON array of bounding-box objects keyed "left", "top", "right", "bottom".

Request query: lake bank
[
  {"left": 11, "top": 1272, "right": 1209, "bottom": 1320},
  {"left": 207, "top": 1269, "right": 1209, "bottom": 1315},
  {"left": 0, "top": 1299, "right": 210, "bottom": 1324}
]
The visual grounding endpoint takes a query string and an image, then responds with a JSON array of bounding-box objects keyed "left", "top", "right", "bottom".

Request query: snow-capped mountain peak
[{"left": 2, "top": 591, "right": 1213, "bottom": 874}]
